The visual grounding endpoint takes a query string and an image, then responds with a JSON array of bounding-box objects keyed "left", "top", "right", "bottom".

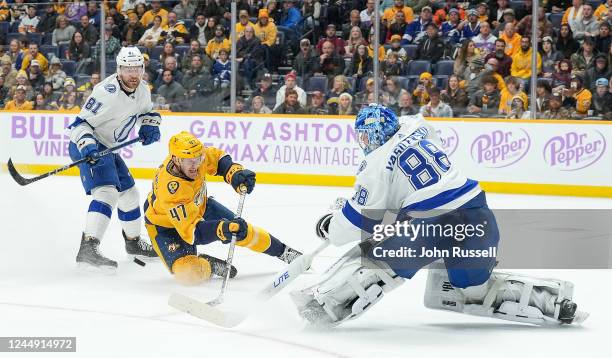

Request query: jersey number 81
[{"left": 398, "top": 140, "right": 451, "bottom": 190}]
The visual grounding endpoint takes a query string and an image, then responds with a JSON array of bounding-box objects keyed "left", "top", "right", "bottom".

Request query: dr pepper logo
[
  {"left": 543, "top": 130, "right": 606, "bottom": 170},
  {"left": 471, "top": 129, "right": 531, "bottom": 168},
  {"left": 435, "top": 126, "right": 459, "bottom": 157}
]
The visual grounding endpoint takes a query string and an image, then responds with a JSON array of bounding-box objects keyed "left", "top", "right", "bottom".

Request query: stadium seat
[
  {"left": 58, "top": 44, "right": 69, "bottom": 59},
  {"left": 405, "top": 76, "right": 419, "bottom": 91},
  {"left": 406, "top": 60, "right": 432, "bottom": 76},
  {"left": 402, "top": 44, "right": 417, "bottom": 60},
  {"left": 150, "top": 46, "right": 164, "bottom": 61},
  {"left": 61, "top": 60, "right": 77, "bottom": 76},
  {"left": 538, "top": 77, "right": 554, "bottom": 88},
  {"left": 434, "top": 75, "right": 449, "bottom": 89},
  {"left": 149, "top": 59, "right": 161, "bottom": 70},
  {"left": 75, "top": 74, "right": 91, "bottom": 87},
  {"left": 345, "top": 76, "right": 356, "bottom": 91},
  {"left": 434, "top": 60, "right": 454, "bottom": 76},
  {"left": 40, "top": 45, "right": 59, "bottom": 59},
  {"left": 394, "top": 76, "right": 409, "bottom": 91},
  {"left": 136, "top": 45, "right": 148, "bottom": 55},
  {"left": 0, "top": 22, "right": 8, "bottom": 35},
  {"left": 549, "top": 13, "right": 564, "bottom": 30},
  {"left": 26, "top": 33, "right": 42, "bottom": 46},
  {"left": 175, "top": 45, "right": 190, "bottom": 57},
  {"left": 105, "top": 61, "right": 117, "bottom": 74},
  {"left": 182, "top": 19, "right": 194, "bottom": 29},
  {"left": 43, "top": 33, "right": 53, "bottom": 45},
  {"left": 306, "top": 76, "right": 328, "bottom": 92},
  {"left": 587, "top": 0, "right": 602, "bottom": 9},
  {"left": 510, "top": 1, "right": 525, "bottom": 14},
  {"left": 6, "top": 32, "right": 24, "bottom": 44}
]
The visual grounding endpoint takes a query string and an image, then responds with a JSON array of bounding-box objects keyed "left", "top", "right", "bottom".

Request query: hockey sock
[
  {"left": 236, "top": 225, "right": 285, "bottom": 257},
  {"left": 117, "top": 186, "right": 141, "bottom": 238},
  {"left": 85, "top": 186, "right": 119, "bottom": 239}
]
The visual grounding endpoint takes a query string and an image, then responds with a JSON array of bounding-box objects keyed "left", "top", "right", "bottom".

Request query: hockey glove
[
  {"left": 224, "top": 164, "right": 256, "bottom": 194},
  {"left": 138, "top": 113, "right": 162, "bottom": 145},
  {"left": 77, "top": 135, "right": 103, "bottom": 169},
  {"left": 216, "top": 218, "right": 248, "bottom": 242},
  {"left": 315, "top": 213, "right": 333, "bottom": 240}
]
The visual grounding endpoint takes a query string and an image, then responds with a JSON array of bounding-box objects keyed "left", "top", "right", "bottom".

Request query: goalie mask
[
  {"left": 116, "top": 46, "right": 144, "bottom": 91},
  {"left": 355, "top": 104, "right": 400, "bottom": 155}
]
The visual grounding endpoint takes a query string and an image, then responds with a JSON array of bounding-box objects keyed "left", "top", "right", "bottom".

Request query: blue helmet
[{"left": 355, "top": 104, "right": 399, "bottom": 155}]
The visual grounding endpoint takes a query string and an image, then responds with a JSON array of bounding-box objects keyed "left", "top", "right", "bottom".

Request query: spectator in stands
[
  {"left": 476, "top": 2, "right": 489, "bottom": 23},
  {"left": 121, "top": 12, "right": 145, "bottom": 46},
  {"left": 499, "top": 76, "right": 528, "bottom": 115},
  {"left": 302, "top": 0, "right": 321, "bottom": 36},
  {"left": 252, "top": 73, "right": 277, "bottom": 109},
  {"left": 382, "top": 0, "right": 414, "bottom": 27},
  {"left": 78, "top": 15, "right": 99, "bottom": 45},
  {"left": 59, "top": 91, "right": 80, "bottom": 110},
  {"left": 459, "top": 9, "right": 480, "bottom": 41},
  {"left": 317, "top": 41, "right": 344, "bottom": 78},
  {"left": 415, "top": 22, "right": 445, "bottom": 64},
  {"left": 590, "top": 77, "right": 612, "bottom": 118},
  {"left": 585, "top": 54, "right": 611, "bottom": 91},
  {"left": 206, "top": 25, "right": 231, "bottom": 60},
  {"left": 571, "top": 36, "right": 596, "bottom": 76},
  {"left": 387, "top": 10, "right": 409, "bottom": 43},
  {"left": 4, "top": 85, "right": 33, "bottom": 110},
  {"left": 535, "top": 79, "right": 552, "bottom": 112},
  {"left": 157, "top": 69, "right": 186, "bottom": 111},
  {"left": 595, "top": 22, "right": 612, "bottom": 53},
  {"left": 403, "top": 6, "right": 433, "bottom": 44},
  {"left": 563, "top": 0, "right": 585, "bottom": 33},
  {"left": 67, "top": 31, "right": 91, "bottom": 74},
  {"left": 316, "top": 24, "right": 345, "bottom": 56},
  {"left": 413, "top": 72, "right": 434, "bottom": 106},
  {"left": 499, "top": 22, "right": 521, "bottom": 57},
  {"left": 573, "top": 3, "right": 599, "bottom": 42},
  {"left": 92, "top": 24, "right": 120, "bottom": 62},
  {"left": 21, "top": 43, "right": 48, "bottom": 74},
  {"left": 251, "top": 95, "right": 272, "bottom": 114},
  {"left": 493, "top": 8, "right": 517, "bottom": 36},
  {"left": 348, "top": 44, "right": 373, "bottom": 80},
  {"left": 273, "top": 88, "right": 305, "bottom": 114},
  {"left": 237, "top": 25, "right": 266, "bottom": 87},
  {"left": 441, "top": 74, "right": 469, "bottom": 114},
  {"left": 141, "top": 0, "right": 168, "bottom": 28},
  {"left": 119, "top": 0, "right": 146, "bottom": 16},
  {"left": 490, "top": 0, "right": 511, "bottom": 29},
  {"left": 548, "top": 0, "right": 572, "bottom": 14},
  {"left": 234, "top": 97, "right": 247, "bottom": 113},
  {"left": 468, "top": 75, "right": 501, "bottom": 116},
  {"left": 382, "top": 76, "right": 406, "bottom": 107},
  {"left": 395, "top": 90, "right": 418, "bottom": 115},
  {"left": 0, "top": 76, "right": 8, "bottom": 108},
  {"left": 212, "top": 48, "right": 231, "bottom": 88},
  {"left": 189, "top": 14, "right": 207, "bottom": 46},
  {"left": 203, "top": 16, "right": 218, "bottom": 43},
  {"left": 327, "top": 75, "right": 351, "bottom": 101},
  {"left": 564, "top": 75, "right": 592, "bottom": 116},
  {"left": 6, "top": 39, "right": 25, "bottom": 70},
  {"left": 160, "top": 43, "right": 180, "bottom": 65},
  {"left": 466, "top": 56, "right": 503, "bottom": 96},
  {"left": 505, "top": 95, "right": 530, "bottom": 119},
  {"left": 9, "top": 0, "right": 27, "bottom": 21},
  {"left": 280, "top": 0, "right": 302, "bottom": 29},
  {"left": 360, "top": 0, "right": 379, "bottom": 28},
  {"left": 18, "top": 5, "right": 39, "bottom": 34},
  {"left": 139, "top": 15, "right": 165, "bottom": 48},
  {"left": 540, "top": 36, "right": 563, "bottom": 78},
  {"left": 37, "top": 4, "right": 58, "bottom": 35},
  {"left": 342, "top": 10, "right": 363, "bottom": 41},
  {"left": 274, "top": 72, "right": 306, "bottom": 109},
  {"left": 345, "top": 26, "right": 367, "bottom": 59},
  {"left": 306, "top": 90, "right": 328, "bottom": 114},
  {"left": 440, "top": 8, "right": 462, "bottom": 45},
  {"left": 381, "top": 52, "right": 402, "bottom": 78},
  {"left": 510, "top": 36, "right": 542, "bottom": 88},
  {"left": 135, "top": 2, "right": 148, "bottom": 18},
  {"left": 595, "top": 0, "right": 612, "bottom": 20},
  {"left": 336, "top": 92, "right": 355, "bottom": 115},
  {"left": 253, "top": 9, "right": 277, "bottom": 71},
  {"left": 557, "top": 24, "right": 581, "bottom": 59},
  {"left": 53, "top": 15, "right": 76, "bottom": 46},
  {"left": 553, "top": 59, "right": 573, "bottom": 87},
  {"left": 236, "top": 9, "right": 255, "bottom": 38},
  {"left": 473, "top": 21, "right": 497, "bottom": 55},
  {"left": 173, "top": 0, "right": 196, "bottom": 20},
  {"left": 156, "top": 55, "right": 183, "bottom": 88},
  {"left": 66, "top": 0, "right": 87, "bottom": 23},
  {"left": 355, "top": 77, "right": 375, "bottom": 107},
  {"left": 1, "top": 56, "right": 18, "bottom": 88},
  {"left": 518, "top": 6, "right": 553, "bottom": 39},
  {"left": 10, "top": 70, "right": 34, "bottom": 100},
  {"left": 386, "top": 35, "right": 408, "bottom": 62},
  {"left": 454, "top": 40, "right": 484, "bottom": 80},
  {"left": 541, "top": 91, "right": 575, "bottom": 118},
  {"left": 27, "top": 60, "right": 45, "bottom": 90},
  {"left": 33, "top": 93, "right": 53, "bottom": 110},
  {"left": 0, "top": 0, "right": 9, "bottom": 22},
  {"left": 77, "top": 71, "right": 100, "bottom": 98},
  {"left": 104, "top": 14, "right": 123, "bottom": 41},
  {"left": 182, "top": 40, "right": 209, "bottom": 72},
  {"left": 420, "top": 87, "right": 453, "bottom": 117},
  {"left": 295, "top": 39, "right": 318, "bottom": 82},
  {"left": 88, "top": 2, "right": 103, "bottom": 28}
]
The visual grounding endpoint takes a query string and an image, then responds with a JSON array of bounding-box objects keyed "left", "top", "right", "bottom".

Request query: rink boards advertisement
[{"left": 1, "top": 111, "right": 611, "bottom": 197}]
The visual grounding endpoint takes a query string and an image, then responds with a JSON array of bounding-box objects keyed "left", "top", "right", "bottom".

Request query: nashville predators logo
[
  {"left": 167, "top": 181, "right": 180, "bottom": 194},
  {"left": 168, "top": 243, "right": 180, "bottom": 252}
]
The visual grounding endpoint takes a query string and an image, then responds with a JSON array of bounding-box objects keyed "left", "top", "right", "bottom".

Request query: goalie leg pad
[
  {"left": 291, "top": 244, "right": 404, "bottom": 327},
  {"left": 424, "top": 260, "right": 587, "bottom": 325},
  {"left": 171, "top": 255, "right": 212, "bottom": 286}
]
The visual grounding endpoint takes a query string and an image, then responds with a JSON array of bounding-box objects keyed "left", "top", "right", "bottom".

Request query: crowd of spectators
[{"left": 1, "top": 0, "right": 611, "bottom": 119}]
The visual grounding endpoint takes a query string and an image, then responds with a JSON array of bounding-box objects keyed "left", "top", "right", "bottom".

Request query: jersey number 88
[{"left": 398, "top": 140, "right": 451, "bottom": 190}]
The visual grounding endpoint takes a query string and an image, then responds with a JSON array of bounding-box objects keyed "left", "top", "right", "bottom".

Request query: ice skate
[
  {"left": 279, "top": 246, "right": 302, "bottom": 264},
  {"left": 199, "top": 253, "right": 238, "bottom": 278},
  {"left": 76, "top": 233, "right": 117, "bottom": 272},
  {"left": 123, "top": 231, "right": 157, "bottom": 260}
]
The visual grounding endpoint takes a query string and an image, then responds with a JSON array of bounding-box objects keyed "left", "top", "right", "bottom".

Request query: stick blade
[
  {"left": 168, "top": 293, "right": 245, "bottom": 328},
  {"left": 7, "top": 158, "right": 30, "bottom": 186}
]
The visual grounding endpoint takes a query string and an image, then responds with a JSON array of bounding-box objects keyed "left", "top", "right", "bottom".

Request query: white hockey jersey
[
  {"left": 328, "top": 115, "right": 482, "bottom": 246},
  {"left": 69, "top": 75, "right": 155, "bottom": 149}
]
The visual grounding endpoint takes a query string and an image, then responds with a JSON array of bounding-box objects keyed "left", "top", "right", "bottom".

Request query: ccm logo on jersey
[
  {"left": 105, "top": 84, "right": 117, "bottom": 93},
  {"left": 168, "top": 181, "right": 180, "bottom": 194}
]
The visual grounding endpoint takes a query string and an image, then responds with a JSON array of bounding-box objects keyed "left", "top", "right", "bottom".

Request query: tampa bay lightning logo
[
  {"left": 356, "top": 160, "right": 367, "bottom": 175},
  {"left": 114, "top": 115, "right": 137, "bottom": 142},
  {"left": 105, "top": 84, "right": 117, "bottom": 93}
]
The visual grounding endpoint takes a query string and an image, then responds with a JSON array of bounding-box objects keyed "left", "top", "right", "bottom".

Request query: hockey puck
[{"left": 133, "top": 258, "right": 146, "bottom": 267}]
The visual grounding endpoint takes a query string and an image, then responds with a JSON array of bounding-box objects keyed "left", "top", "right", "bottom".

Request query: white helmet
[{"left": 116, "top": 46, "right": 144, "bottom": 68}]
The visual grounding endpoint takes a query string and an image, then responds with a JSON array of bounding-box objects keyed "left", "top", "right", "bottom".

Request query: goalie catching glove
[{"left": 315, "top": 197, "right": 347, "bottom": 240}]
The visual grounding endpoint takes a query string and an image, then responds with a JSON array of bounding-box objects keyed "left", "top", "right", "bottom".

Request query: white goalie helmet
[{"left": 116, "top": 47, "right": 145, "bottom": 90}]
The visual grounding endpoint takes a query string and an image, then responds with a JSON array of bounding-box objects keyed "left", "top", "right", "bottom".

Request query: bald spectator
[
  {"left": 499, "top": 22, "right": 521, "bottom": 57},
  {"left": 317, "top": 41, "right": 345, "bottom": 78}
]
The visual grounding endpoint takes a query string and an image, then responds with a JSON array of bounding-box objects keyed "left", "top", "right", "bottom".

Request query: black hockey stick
[{"left": 7, "top": 137, "right": 142, "bottom": 186}]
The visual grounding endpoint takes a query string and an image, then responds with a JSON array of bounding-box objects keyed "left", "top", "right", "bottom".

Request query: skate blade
[
  {"left": 129, "top": 254, "right": 159, "bottom": 262},
  {"left": 77, "top": 262, "right": 117, "bottom": 275}
]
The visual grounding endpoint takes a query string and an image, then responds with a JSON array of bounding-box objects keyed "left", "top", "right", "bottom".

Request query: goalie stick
[
  {"left": 168, "top": 240, "right": 330, "bottom": 328},
  {"left": 7, "top": 137, "right": 142, "bottom": 186}
]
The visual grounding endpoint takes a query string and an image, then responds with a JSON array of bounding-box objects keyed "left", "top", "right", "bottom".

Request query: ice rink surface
[{"left": 1, "top": 174, "right": 611, "bottom": 358}]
